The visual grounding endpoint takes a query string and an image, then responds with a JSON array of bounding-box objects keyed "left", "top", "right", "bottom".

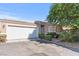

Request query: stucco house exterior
[{"left": 0, "top": 19, "right": 58, "bottom": 42}]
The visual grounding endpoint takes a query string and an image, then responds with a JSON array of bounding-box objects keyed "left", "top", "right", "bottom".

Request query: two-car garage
[
  {"left": 6, "top": 26, "right": 38, "bottom": 40},
  {"left": 0, "top": 20, "right": 39, "bottom": 42}
]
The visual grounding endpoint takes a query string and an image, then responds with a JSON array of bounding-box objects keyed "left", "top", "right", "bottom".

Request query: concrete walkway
[{"left": 0, "top": 41, "right": 79, "bottom": 56}]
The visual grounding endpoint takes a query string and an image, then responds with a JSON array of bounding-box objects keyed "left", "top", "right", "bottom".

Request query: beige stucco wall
[
  {"left": 46, "top": 25, "right": 56, "bottom": 33},
  {"left": 0, "top": 22, "right": 2, "bottom": 33},
  {"left": 0, "top": 20, "right": 37, "bottom": 33},
  {"left": 0, "top": 20, "right": 57, "bottom": 34},
  {"left": 37, "top": 23, "right": 57, "bottom": 34},
  {"left": 0, "top": 22, "right": 6, "bottom": 33}
]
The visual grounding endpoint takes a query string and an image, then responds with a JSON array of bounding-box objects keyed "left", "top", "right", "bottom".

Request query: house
[{"left": 0, "top": 19, "right": 58, "bottom": 42}]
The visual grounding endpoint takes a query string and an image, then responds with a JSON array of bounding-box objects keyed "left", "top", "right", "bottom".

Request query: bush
[
  {"left": 38, "top": 32, "right": 45, "bottom": 39},
  {"left": 45, "top": 34, "right": 52, "bottom": 41},
  {"left": 59, "top": 30, "right": 79, "bottom": 42},
  {"left": 72, "top": 35, "right": 79, "bottom": 42},
  {"left": 0, "top": 33, "right": 6, "bottom": 42},
  {"left": 71, "top": 30, "right": 79, "bottom": 42},
  {"left": 47, "top": 32, "right": 59, "bottom": 38},
  {"left": 47, "top": 32, "right": 53, "bottom": 35},
  {"left": 59, "top": 31, "right": 69, "bottom": 42}
]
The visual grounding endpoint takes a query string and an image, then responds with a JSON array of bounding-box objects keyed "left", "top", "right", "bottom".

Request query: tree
[{"left": 47, "top": 3, "right": 79, "bottom": 31}]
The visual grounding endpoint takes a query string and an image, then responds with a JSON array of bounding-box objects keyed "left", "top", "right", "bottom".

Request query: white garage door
[{"left": 6, "top": 26, "right": 38, "bottom": 40}]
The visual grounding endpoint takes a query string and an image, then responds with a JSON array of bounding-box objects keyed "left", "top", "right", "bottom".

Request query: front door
[{"left": 40, "top": 25, "right": 44, "bottom": 33}]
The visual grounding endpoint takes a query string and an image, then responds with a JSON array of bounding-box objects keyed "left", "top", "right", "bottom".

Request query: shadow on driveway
[{"left": 32, "top": 39, "right": 79, "bottom": 53}]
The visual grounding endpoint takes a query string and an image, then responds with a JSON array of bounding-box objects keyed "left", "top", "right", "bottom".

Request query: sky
[{"left": 0, "top": 3, "right": 51, "bottom": 21}]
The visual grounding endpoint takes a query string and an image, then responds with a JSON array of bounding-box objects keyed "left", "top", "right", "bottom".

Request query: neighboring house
[{"left": 0, "top": 19, "right": 57, "bottom": 42}]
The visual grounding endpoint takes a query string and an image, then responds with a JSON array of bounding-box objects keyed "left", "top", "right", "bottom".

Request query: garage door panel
[{"left": 6, "top": 26, "right": 38, "bottom": 40}]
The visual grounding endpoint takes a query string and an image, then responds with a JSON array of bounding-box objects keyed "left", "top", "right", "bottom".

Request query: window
[{"left": 48, "top": 26, "right": 56, "bottom": 32}]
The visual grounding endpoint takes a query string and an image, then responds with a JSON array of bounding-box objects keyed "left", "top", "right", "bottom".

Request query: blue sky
[{"left": 0, "top": 3, "right": 51, "bottom": 21}]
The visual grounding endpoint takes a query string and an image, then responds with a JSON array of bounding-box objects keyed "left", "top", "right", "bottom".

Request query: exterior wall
[
  {"left": 0, "top": 20, "right": 58, "bottom": 43},
  {"left": 5, "top": 23, "right": 37, "bottom": 29},
  {"left": 0, "top": 22, "right": 3, "bottom": 33},
  {"left": 0, "top": 20, "right": 57, "bottom": 40},
  {"left": 0, "top": 22, "right": 6, "bottom": 33},
  {"left": 0, "top": 20, "right": 37, "bottom": 33},
  {"left": 56, "top": 25, "right": 63, "bottom": 32},
  {"left": 37, "top": 23, "right": 57, "bottom": 34},
  {"left": 0, "top": 20, "right": 39, "bottom": 41},
  {"left": 1, "top": 19, "right": 36, "bottom": 26},
  {"left": 37, "top": 24, "right": 47, "bottom": 34},
  {"left": 51, "top": 26, "right": 57, "bottom": 32},
  {"left": 46, "top": 25, "right": 56, "bottom": 33}
]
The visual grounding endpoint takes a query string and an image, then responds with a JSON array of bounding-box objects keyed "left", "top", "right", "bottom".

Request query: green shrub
[
  {"left": 47, "top": 32, "right": 53, "bottom": 35},
  {"left": 59, "top": 30, "right": 79, "bottom": 42},
  {"left": 71, "top": 31, "right": 79, "bottom": 42},
  {"left": 59, "top": 31, "right": 68, "bottom": 41},
  {"left": 38, "top": 32, "right": 45, "bottom": 39},
  {"left": 0, "top": 33, "right": 6, "bottom": 42},
  {"left": 47, "top": 32, "right": 59, "bottom": 38},
  {"left": 45, "top": 34, "right": 52, "bottom": 41}
]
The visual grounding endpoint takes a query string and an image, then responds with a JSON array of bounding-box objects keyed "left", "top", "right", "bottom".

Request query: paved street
[{"left": 0, "top": 40, "right": 79, "bottom": 56}]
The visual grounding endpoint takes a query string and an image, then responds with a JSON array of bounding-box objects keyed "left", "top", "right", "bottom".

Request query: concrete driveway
[{"left": 0, "top": 40, "right": 79, "bottom": 56}]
